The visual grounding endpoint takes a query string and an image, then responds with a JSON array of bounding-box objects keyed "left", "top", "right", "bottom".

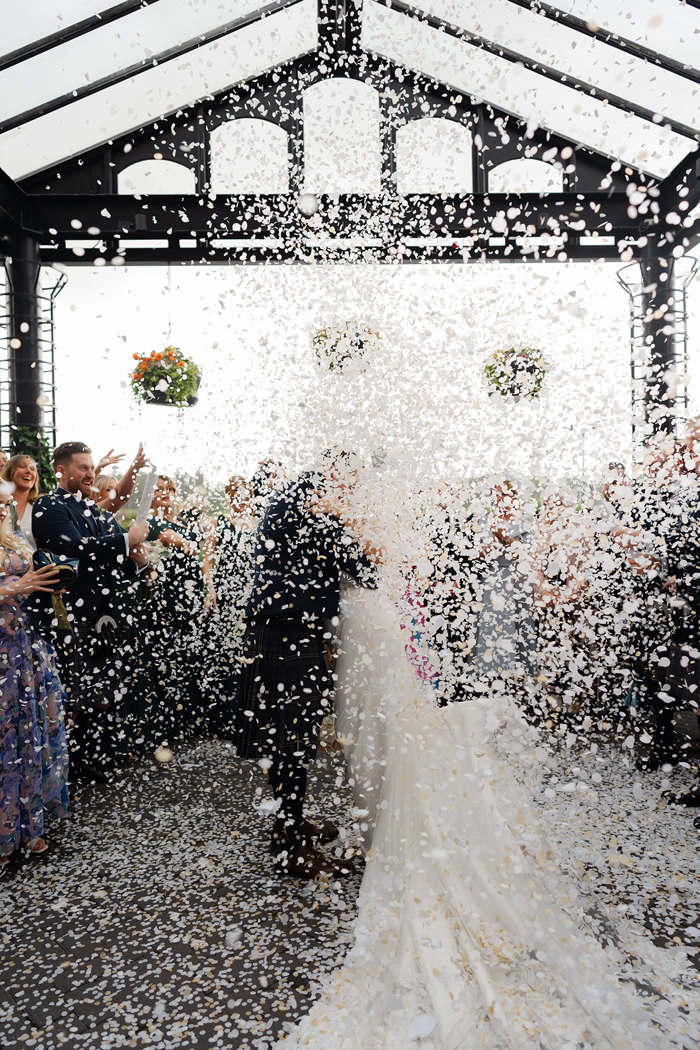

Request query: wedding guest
[
  {"left": 94, "top": 444, "right": 148, "bottom": 513},
  {"left": 468, "top": 480, "right": 535, "bottom": 699},
  {"left": 250, "top": 458, "right": 283, "bottom": 515},
  {"left": 0, "top": 450, "right": 7, "bottom": 471},
  {"left": 201, "top": 475, "right": 257, "bottom": 737},
  {"left": 597, "top": 461, "right": 636, "bottom": 524},
  {"left": 423, "top": 482, "right": 478, "bottom": 704},
  {"left": 584, "top": 484, "right": 639, "bottom": 730},
  {"left": 0, "top": 485, "right": 69, "bottom": 870},
  {"left": 146, "top": 475, "right": 205, "bottom": 742},
  {"left": 611, "top": 444, "right": 691, "bottom": 770},
  {"left": 92, "top": 473, "right": 159, "bottom": 758},
  {"left": 530, "top": 489, "right": 592, "bottom": 725},
  {"left": 1, "top": 454, "right": 40, "bottom": 550},
  {"left": 31, "top": 442, "right": 149, "bottom": 782},
  {"left": 93, "top": 474, "right": 118, "bottom": 505}
]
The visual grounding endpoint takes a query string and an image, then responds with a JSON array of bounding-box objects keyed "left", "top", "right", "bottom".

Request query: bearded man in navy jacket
[
  {"left": 236, "top": 453, "right": 380, "bottom": 879},
  {"left": 32, "top": 441, "right": 149, "bottom": 780}
]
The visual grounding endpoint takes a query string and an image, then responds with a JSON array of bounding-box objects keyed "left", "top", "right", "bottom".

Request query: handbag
[{"left": 32, "top": 550, "right": 80, "bottom": 590}]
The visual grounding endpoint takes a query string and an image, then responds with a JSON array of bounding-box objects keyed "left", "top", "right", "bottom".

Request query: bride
[{"left": 278, "top": 478, "right": 696, "bottom": 1050}]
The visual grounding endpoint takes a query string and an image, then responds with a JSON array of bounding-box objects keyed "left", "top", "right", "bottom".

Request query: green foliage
[
  {"left": 11, "top": 426, "right": 54, "bottom": 493},
  {"left": 130, "top": 345, "right": 200, "bottom": 406},
  {"left": 484, "top": 346, "right": 547, "bottom": 400},
  {"left": 312, "top": 323, "right": 379, "bottom": 371}
]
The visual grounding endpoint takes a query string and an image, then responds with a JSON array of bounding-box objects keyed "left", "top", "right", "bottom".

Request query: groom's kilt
[{"left": 235, "top": 614, "right": 333, "bottom": 762}]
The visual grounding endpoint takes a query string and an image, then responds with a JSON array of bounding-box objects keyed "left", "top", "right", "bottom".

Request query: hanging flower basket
[
  {"left": 312, "top": 322, "right": 379, "bottom": 372},
  {"left": 130, "top": 346, "right": 201, "bottom": 407},
  {"left": 483, "top": 345, "right": 547, "bottom": 401}
]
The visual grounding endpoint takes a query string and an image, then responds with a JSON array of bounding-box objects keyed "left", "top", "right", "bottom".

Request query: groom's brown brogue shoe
[
  {"left": 269, "top": 818, "right": 339, "bottom": 854},
  {"left": 301, "top": 818, "right": 339, "bottom": 846},
  {"left": 274, "top": 842, "right": 345, "bottom": 880}
]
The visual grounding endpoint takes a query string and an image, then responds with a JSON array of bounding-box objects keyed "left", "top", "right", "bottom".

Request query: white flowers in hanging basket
[
  {"left": 483, "top": 345, "right": 548, "bottom": 401},
  {"left": 312, "top": 321, "right": 379, "bottom": 371}
]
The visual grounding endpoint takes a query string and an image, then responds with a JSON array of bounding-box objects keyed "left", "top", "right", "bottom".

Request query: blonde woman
[
  {"left": 0, "top": 484, "right": 70, "bottom": 871},
  {"left": 1, "top": 454, "right": 40, "bottom": 549}
]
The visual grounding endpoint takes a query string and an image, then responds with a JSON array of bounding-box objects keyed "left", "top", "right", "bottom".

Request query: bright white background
[{"left": 50, "top": 257, "right": 700, "bottom": 488}]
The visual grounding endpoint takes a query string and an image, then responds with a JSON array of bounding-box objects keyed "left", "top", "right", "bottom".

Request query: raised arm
[{"left": 97, "top": 443, "right": 148, "bottom": 512}]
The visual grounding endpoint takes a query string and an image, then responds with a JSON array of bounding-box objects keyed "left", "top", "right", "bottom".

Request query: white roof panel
[
  {"left": 0, "top": 0, "right": 118, "bottom": 57},
  {"left": 550, "top": 0, "right": 700, "bottom": 74},
  {"left": 0, "top": 0, "right": 291, "bottom": 126},
  {"left": 0, "top": 0, "right": 316, "bottom": 179},
  {"left": 362, "top": 1, "right": 694, "bottom": 177},
  {"left": 402, "top": 0, "right": 700, "bottom": 134}
]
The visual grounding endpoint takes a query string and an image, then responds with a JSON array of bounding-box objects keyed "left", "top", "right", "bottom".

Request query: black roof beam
[
  {"left": 24, "top": 190, "right": 636, "bottom": 241},
  {"left": 36, "top": 240, "right": 640, "bottom": 265},
  {"left": 0, "top": 166, "right": 25, "bottom": 237},
  {"left": 658, "top": 147, "right": 700, "bottom": 217},
  {"left": 503, "top": 0, "right": 700, "bottom": 88},
  {"left": 0, "top": 1, "right": 161, "bottom": 74},
  {"left": 0, "top": 0, "right": 308, "bottom": 136},
  {"left": 375, "top": 0, "right": 700, "bottom": 142}
]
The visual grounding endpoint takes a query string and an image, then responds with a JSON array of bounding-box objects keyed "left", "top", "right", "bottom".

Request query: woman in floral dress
[{"left": 0, "top": 486, "right": 70, "bottom": 870}]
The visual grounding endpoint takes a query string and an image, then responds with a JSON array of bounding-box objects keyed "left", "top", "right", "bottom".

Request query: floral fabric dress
[{"left": 0, "top": 550, "right": 69, "bottom": 857}]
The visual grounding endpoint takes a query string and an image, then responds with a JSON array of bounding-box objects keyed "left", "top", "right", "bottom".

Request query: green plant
[
  {"left": 484, "top": 346, "right": 547, "bottom": 400},
  {"left": 11, "top": 426, "right": 54, "bottom": 493},
  {"left": 312, "top": 322, "right": 378, "bottom": 371},
  {"left": 130, "top": 346, "right": 200, "bottom": 405}
]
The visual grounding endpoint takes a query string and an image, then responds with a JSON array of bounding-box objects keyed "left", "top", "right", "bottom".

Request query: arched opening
[
  {"left": 210, "top": 118, "right": 289, "bottom": 193},
  {"left": 117, "top": 159, "right": 196, "bottom": 194},
  {"left": 488, "top": 158, "right": 564, "bottom": 193},
  {"left": 303, "top": 78, "right": 381, "bottom": 195},
  {"left": 396, "top": 118, "right": 472, "bottom": 194}
]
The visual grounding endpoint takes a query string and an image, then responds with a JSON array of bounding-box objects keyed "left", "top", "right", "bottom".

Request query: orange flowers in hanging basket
[{"left": 130, "top": 345, "right": 201, "bottom": 407}]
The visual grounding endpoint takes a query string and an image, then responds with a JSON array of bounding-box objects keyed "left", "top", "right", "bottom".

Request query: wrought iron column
[
  {"left": 639, "top": 252, "right": 676, "bottom": 438},
  {"left": 5, "top": 232, "right": 42, "bottom": 441}
]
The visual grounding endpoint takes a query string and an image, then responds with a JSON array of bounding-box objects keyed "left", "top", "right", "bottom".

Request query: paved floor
[
  {"left": 1, "top": 738, "right": 698, "bottom": 1050},
  {"left": 0, "top": 742, "right": 363, "bottom": 1050}
]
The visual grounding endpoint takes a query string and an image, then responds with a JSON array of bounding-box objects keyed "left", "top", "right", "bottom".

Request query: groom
[{"left": 236, "top": 451, "right": 378, "bottom": 879}]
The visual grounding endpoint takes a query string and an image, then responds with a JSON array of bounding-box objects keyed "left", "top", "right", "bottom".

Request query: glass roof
[
  {"left": 549, "top": 0, "right": 700, "bottom": 72},
  {"left": 0, "top": 0, "right": 122, "bottom": 57},
  {"left": 395, "top": 0, "right": 700, "bottom": 135},
  {"left": 0, "top": 0, "right": 317, "bottom": 179},
  {"left": 362, "top": 1, "right": 697, "bottom": 178},
  {"left": 0, "top": 0, "right": 300, "bottom": 128},
  {"left": 0, "top": 0, "right": 697, "bottom": 182}
]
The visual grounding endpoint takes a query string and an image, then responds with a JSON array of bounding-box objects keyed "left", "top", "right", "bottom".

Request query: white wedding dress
[{"left": 278, "top": 581, "right": 696, "bottom": 1050}]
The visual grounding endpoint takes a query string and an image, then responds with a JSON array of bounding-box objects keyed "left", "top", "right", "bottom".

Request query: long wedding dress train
[{"left": 279, "top": 584, "right": 696, "bottom": 1050}]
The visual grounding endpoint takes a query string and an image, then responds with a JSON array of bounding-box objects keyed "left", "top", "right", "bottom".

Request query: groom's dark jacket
[
  {"left": 246, "top": 473, "right": 377, "bottom": 621},
  {"left": 30, "top": 487, "right": 137, "bottom": 631}
]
